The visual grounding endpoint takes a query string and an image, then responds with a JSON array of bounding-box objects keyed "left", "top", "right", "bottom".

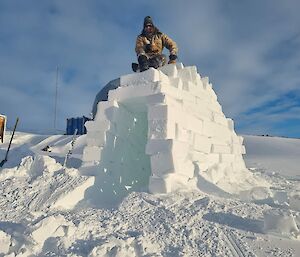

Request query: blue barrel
[{"left": 66, "top": 116, "right": 91, "bottom": 135}]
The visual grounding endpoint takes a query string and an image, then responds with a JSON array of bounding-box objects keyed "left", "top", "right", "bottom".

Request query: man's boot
[
  {"left": 132, "top": 63, "right": 139, "bottom": 72},
  {"left": 138, "top": 55, "right": 149, "bottom": 72}
]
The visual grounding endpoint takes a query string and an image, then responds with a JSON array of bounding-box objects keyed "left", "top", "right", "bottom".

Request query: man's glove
[
  {"left": 168, "top": 54, "right": 177, "bottom": 64},
  {"left": 145, "top": 44, "right": 151, "bottom": 52}
]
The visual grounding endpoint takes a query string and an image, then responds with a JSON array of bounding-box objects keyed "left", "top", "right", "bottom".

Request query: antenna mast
[{"left": 54, "top": 65, "right": 59, "bottom": 130}]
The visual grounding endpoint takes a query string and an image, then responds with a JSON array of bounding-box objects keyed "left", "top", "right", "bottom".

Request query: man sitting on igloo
[{"left": 133, "top": 16, "right": 178, "bottom": 72}]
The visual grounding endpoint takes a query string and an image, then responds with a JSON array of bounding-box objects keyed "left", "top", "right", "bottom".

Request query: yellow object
[{"left": 0, "top": 115, "right": 6, "bottom": 143}]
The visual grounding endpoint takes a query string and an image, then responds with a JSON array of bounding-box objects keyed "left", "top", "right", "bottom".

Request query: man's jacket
[{"left": 135, "top": 30, "right": 178, "bottom": 58}]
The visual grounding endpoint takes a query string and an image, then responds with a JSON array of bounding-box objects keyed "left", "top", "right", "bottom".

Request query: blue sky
[{"left": 0, "top": 0, "right": 300, "bottom": 138}]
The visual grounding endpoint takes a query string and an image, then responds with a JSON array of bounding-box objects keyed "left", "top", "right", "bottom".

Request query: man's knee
[
  {"left": 138, "top": 55, "right": 149, "bottom": 72},
  {"left": 149, "top": 55, "right": 166, "bottom": 69},
  {"left": 149, "top": 57, "right": 160, "bottom": 69}
]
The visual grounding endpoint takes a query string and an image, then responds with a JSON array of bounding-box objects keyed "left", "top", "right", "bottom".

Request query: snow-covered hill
[
  {"left": 0, "top": 131, "right": 299, "bottom": 256},
  {"left": 244, "top": 135, "right": 300, "bottom": 178}
]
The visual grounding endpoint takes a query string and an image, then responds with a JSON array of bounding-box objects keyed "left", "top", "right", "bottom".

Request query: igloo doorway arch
[
  {"left": 82, "top": 97, "right": 153, "bottom": 206},
  {"left": 80, "top": 64, "right": 250, "bottom": 205}
]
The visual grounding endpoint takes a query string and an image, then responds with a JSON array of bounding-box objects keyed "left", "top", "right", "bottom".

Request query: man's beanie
[{"left": 144, "top": 16, "right": 154, "bottom": 27}]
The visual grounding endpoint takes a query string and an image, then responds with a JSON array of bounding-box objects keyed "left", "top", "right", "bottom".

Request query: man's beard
[{"left": 145, "top": 30, "right": 154, "bottom": 38}]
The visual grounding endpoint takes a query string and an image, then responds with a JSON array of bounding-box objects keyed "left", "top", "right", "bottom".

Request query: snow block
[
  {"left": 264, "top": 209, "right": 299, "bottom": 238},
  {"left": 207, "top": 101, "right": 222, "bottom": 113},
  {"left": 206, "top": 154, "right": 220, "bottom": 164},
  {"left": 201, "top": 77, "right": 209, "bottom": 89},
  {"left": 186, "top": 66, "right": 198, "bottom": 81},
  {"left": 193, "top": 134, "right": 212, "bottom": 153},
  {"left": 178, "top": 66, "right": 197, "bottom": 82},
  {"left": 186, "top": 115, "right": 203, "bottom": 133},
  {"left": 151, "top": 160, "right": 194, "bottom": 178},
  {"left": 231, "top": 134, "right": 241, "bottom": 144},
  {"left": 83, "top": 146, "right": 102, "bottom": 162},
  {"left": 182, "top": 81, "right": 194, "bottom": 92},
  {"left": 52, "top": 177, "right": 95, "bottom": 209},
  {"left": 193, "top": 100, "right": 213, "bottom": 120},
  {"left": 149, "top": 174, "right": 189, "bottom": 194},
  {"left": 227, "top": 118, "right": 234, "bottom": 131},
  {"left": 85, "top": 119, "right": 110, "bottom": 132},
  {"left": 148, "top": 119, "right": 176, "bottom": 139},
  {"left": 169, "top": 77, "right": 183, "bottom": 90},
  {"left": 202, "top": 120, "right": 231, "bottom": 141},
  {"left": 0, "top": 230, "right": 11, "bottom": 254},
  {"left": 158, "top": 63, "right": 178, "bottom": 77},
  {"left": 195, "top": 74, "right": 204, "bottom": 88},
  {"left": 209, "top": 86, "right": 218, "bottom": 101},
  {"left": 28, "top": 155, "right": 61, "bottom": 179},
  {"left": 120, "top": 68, "right": 160, "bottom": 86},
  {"left": 213, "top": 113, "right": 227, "bottom": 127},
  {"left": 148, "top": 104, "right": 169, "bottom": 120},
  {"left": 108, "top": 82, "right": 161, "bottom": 102},
  {"left": 159, "top": 82, "right": 182, "bottom": 99},
  {"left": 219, "top": 153, "right": 235, "bottom": 163},
  {"left": 191, "top": 151, "right": 207, "bottom": 162},
  {"left": 32, "top": 215, "right": 73, "bottom": 245},
  {"left": 149, "top": 176, "right": 171, "bottom": 193},
  {"left": 148, "top": 103, "right": 186, "bottom": 125},
  {"left": 231, "top": 144, "right": 246, "bottom": 155},
  {"left": 290, "top": 193, "right": 300, "bottom": 211},
  {"left": 205, "top": 163, "right": 228, "bottom": 184},
  {"left": 86, "top": 131, "right": 107, "bottom": 146},
  {"left": 176, "top": 62, "right": 184, "bottom": 70},
  {"left": 238, "top": 136, "right": 244, "bottom": 145},
  {"left": 150, "top": 152, "right": 188, "bottom": 174},
  {"left": 176, "top": 127, "right": 192, "bottom": 143},
  {"left": 95, "top": 101, "right": 119, "bottom": 121},
  {"left": 146, "top": 139, "right": 189, "bottom": 156},
  {"left": 211, "top": 144, "right": 231, "bottom": 154}
]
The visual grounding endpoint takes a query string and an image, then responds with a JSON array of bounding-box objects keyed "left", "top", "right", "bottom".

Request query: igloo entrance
[{"left": 82, "top": 97, "right": 152, "bottom": 206}]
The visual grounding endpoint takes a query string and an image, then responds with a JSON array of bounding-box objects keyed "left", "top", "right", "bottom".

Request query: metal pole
[
  {"left": 63, "top": 128, "right": 78, "bottom": 169},
  {"left": 54, "top": 65, "right": 59, "bottom": 130}
]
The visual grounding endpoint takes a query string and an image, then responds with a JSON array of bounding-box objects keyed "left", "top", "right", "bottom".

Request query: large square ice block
[
  {"left": 85, "top": 120, "right": 110, "bottom": 132},
  {"left": 149, "top": 174, "right": 189, "bottom": 194},
  {"left": 158, "top": 64, "right": 178, "bottom": 77},
  {"left": 108, "top": 82, "right": 163, "bottom": 101},
  {"left": 82, "top": 146, "right": 102, "bottom": 162},
  {"left": 146, "top": 139, "right": 189, "bottom": 155},
  {"left": 120, "top": 68, "right": 161, "bottom": 86},
  {"left": 150, "top": 152, "right": 189, "bottom": 175},
  {"left": 193, "top": 134, "right": 212, "bottom": 153},
  {"left": 148, "top": 104, "right": 184, "bottom": 121},
  {"left": 95, "top": 101, "right": 119, "bottom": 121},
  {"left": 148, "top": 119, "right": 176, "bottom": 139}
]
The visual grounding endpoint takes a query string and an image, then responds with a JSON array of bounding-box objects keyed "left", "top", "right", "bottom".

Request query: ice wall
[{"left": 80, "top": 63, "right": 251, "bottom": 201}]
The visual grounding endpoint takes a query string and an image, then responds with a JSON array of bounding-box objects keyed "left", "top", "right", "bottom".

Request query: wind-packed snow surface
[{"left": 0, "top": 64, "right": 299, "bottom": 256}]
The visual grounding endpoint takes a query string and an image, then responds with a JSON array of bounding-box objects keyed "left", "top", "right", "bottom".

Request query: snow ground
[{"left": 0, "top": 132, "right": 299, "bottom": 256}]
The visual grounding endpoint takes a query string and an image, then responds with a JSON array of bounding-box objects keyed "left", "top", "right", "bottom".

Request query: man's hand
[{"left": 168, "top": 54, "right": 177, "bottom": 64}]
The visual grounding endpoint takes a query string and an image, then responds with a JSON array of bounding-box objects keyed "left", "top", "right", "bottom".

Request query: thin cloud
[{"left": 0, "top": 0, "right": 299, "bottom": 137}]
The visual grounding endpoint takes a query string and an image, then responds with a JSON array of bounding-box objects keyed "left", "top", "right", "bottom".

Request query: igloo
[{"left": 80, "top": 63, "right": 252, "bottom": 205}]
